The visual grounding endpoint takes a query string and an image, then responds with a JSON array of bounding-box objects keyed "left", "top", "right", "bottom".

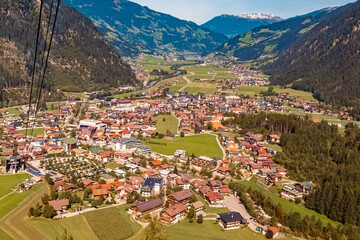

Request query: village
[{"left": 0, "top": 81, "right": 346, "bottom": 240}]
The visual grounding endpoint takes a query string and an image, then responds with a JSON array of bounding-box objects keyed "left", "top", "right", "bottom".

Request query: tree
[
  {"left": 41, "top": 194, "right": 50, "bottom": 205},
  {"left": 265, "top": 229, "right": 274, "bottom": 239},
  {"left": 180, "top": 131, "right": 185, "bottom": 137},
  {"left": 144, "top": 217, "right": 168, "bottom": 240},
  {"left": 173, "top": 165, "right": 178, "bottom": 175},
  {"left": 187, "top": 206, "right": 195, "bottom": 220},
  {"left": 28, "top": 207, "right": 35, "bottom": 217},
  {"left": 197, "top": 214, "right": 203, "bottom": 224},
  {"left": 43, "top": 205, "right": 56, "bottom": 218}
]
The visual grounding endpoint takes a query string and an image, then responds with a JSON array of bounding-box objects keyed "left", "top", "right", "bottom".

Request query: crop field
[{"left": 142, "top": 134, "right": 223, "bottom": 158}]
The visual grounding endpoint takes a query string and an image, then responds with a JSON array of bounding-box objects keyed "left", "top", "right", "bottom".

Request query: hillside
[
  {"left": 211, "top": 8, "right": 337, "bottom": 61},
  {"left": 62, "top": 0, "right": 228, "bottom": 56},
  {"left": 201, "top": 14, "right": 282, "bottom": 38},
  {"left": 0, "top": 0, "right": 137, "bottom": 107},
  {"left": 268, "top": 2, "right": 360, "bottom": 108}
]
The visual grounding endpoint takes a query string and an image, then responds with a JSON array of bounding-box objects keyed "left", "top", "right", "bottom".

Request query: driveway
[{"left": 223, "top": 195, "right": 261, "bottom": 231}]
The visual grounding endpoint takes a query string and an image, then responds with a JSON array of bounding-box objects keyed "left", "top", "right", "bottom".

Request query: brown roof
[
  {"left": 163, "top": 204, "right": 186, "bottom": 217},
  {"left": 192, "top": 201, "right": 204, "bottom": 210},
  {"left": 48, "top": 199, "right": 69, "bottom": 211},
  {"left": 169, "top": 189, "right": 193, "bottom": 202},
  {"left": 134, "top": 198, "right": 163, "bottom": 213},
  {"left": 92, "top": 188, "right": 109, "bottom": 196}
]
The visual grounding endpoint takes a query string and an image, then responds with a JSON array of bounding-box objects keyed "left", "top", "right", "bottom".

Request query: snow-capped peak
[{"left": 235, "top": 13, "right": 282, "bottom": 21}]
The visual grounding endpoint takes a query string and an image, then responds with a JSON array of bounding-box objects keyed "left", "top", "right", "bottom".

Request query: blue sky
[{"left": 131, "top": 0, "right": 355, "bottom": 24}]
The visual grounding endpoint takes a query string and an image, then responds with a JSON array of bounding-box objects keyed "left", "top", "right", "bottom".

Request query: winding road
[{"left": 178, "top": 72, "right": 194, "bottom": 92}]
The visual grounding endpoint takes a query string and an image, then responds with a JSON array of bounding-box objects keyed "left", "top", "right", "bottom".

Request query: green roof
[{"left": 91, "top": 146, "right": 103, "bottom": 153}]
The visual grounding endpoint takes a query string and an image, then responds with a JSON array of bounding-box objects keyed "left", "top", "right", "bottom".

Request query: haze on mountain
[
  {"left": 0, "top": 0, "right": 137, "bottom": 107},
  {"left": 62, "top": 0, "right": 229, "bottom": 56},
  {"left": 201, "top": 13, "right": 283, "bottom": 38}
]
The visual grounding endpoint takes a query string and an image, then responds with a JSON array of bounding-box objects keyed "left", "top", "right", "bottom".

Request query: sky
[{"left": 130, "top": 0, "right": 355, "bottom": 24}]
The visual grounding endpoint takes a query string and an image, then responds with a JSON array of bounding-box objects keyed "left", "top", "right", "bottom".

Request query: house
[
  {"left": 161, "top": 204, "right": 187, "bottom": 225},
  {"left": 176, "top": 176, "right": 191, "bottom": 189},
  {"left": 129, "top": 176, "right": 143, "bottom": 189},
  {"left": 267, "top": 134, "right": 280, "bottom": 143},
  {"left": 100, "top": 174, "right": 115, "bottom": 184},
  {"left": 218, "top": 212, "right": 247, "bottom": 229},
  {"left": 117, "top": 184, "right": 136, "bottom": 198},
  {"left": 168, "top": 189, "right": 193, "bottom": 206},
  {"left": 92, "top": 188, "right": 109, "bottom": 199},
  {"left": 208, "top": 180, "right": 222, "bottom": 192},
  {"left": 265, "top": 226, "right": 279, "bottom": 238},
  {"left": 205, "top": 191, "right": 224, "bottom": 207},
  {"left": 192, "top": 201, "right": 204, "bottom": 213},
  {"left": 48, "top": 199, "right": 70, "bottom": 214},
  {"left": 115, "top": 138, "right": 141, "bottom": 150},
  {"left": 141, "top": 177, "right": 163, "bottom": 197},
  {"left": 137, "top": 145, "right": 151, "bottom": 155},
  {"left": 131, "top": 198, "right": 163, "bottom": 215},
  {"left": 217, "top": 166, "right": 230, "bottom": 175}
]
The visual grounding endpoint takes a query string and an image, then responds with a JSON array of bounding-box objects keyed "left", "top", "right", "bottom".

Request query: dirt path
[
  {"left": 178, "top": 72, "right": 194, "bottom": 92},
  {"left": 0, "top": 184, "right": 49, "bottom": 240}
]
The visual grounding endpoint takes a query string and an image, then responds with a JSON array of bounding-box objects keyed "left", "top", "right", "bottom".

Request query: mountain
[
  {"left": 201, "top": 13, "right": 282, "bottom": 38},
  {"left": 211, "top": 7, "right": 338, "bottom": 62},
  {"left": 268, "top": 2, "right": 360, "bottom": 108},
  {"left": 62, "top": 0, "right": 228, "bottom": 56},
  {"left": 0, "top": 0, "right": 137, "bottom": 106}
]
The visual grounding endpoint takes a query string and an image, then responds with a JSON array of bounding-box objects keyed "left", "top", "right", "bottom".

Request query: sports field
[
  {"left": 153, "top": 114, "right": 179, "bottom": 135},
  {"left": 142, "top": 134, "right": 223, "bottom": 158}
]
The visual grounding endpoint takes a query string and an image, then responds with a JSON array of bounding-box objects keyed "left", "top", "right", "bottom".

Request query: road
[
  {"left": 178, "top": 72, "right": 194, "bottom": 92},
  {"left": 223, "top": 195, "right": 261, "bottom": 232}
]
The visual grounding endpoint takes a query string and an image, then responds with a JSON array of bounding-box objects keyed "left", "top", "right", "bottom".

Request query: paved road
[{"left": 223, "top": 195, "right": 261, "bottom": 232}]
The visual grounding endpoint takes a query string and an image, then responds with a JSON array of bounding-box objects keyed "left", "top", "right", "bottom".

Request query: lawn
[
  {"left": 153, "top": 114, "right": 179, "bottom": 135},
  {"left": 238, "top": 180, "right": 340, "bottom": 227},
  {"left": 162, "top": 221, "right": 294, "bottom": 240},
  {"left": 0, "top": 183, "right": 44, "bottom": 218},
  {"left": 84, "top": 205, "right": 141, "bottom": 240},
  {"left": 19, "top": 128, "right": 44, "bottom": 137},
  {"left": 142, "top": 134, "right": 223, "bottom": 158},
  {"left": 0, "top": 174, "right": 31, "bottom": 198}
]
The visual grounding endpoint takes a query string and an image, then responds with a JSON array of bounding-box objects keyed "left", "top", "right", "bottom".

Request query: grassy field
[
  {"left": 29, "top": 215, "right": 98, "bottom": 240},
  {"left": 0, "top": 174, "right": 31, "bottom": 198},
  {"left": 153, "top": 114, "right": 179, "bottom": 135},
  {"left": 5, "top": 107, "right": 22, "bottom": 116},
  {"left": 265, "top": 143, "right": 283, "bottom": 153},
  {"left": 238, "top": 180, "right": 340, "bottom": 227},
  {"left": 136, "top": 220, "right": 294, "bottom": 240},
  {"left": 184, "top": 83, "right": 218, "bottom": 94},
  {"left": 169, "top": 79, "right": 187, "bottom": 92},
  {"left": 19, "top": 128, "right": 44, "bottom": 137},
  {"left": 0, "top": 228, "right": 12, "bottom": 240},
  {"left": 0, "top": 183, "right": 49, "bottom": 240},
  {"left": 105, "top": 162, "right": 122, "bottom": 170},
  {"left": 142, "top": 134, "right": 223, "bottom": 158},
  {"left": 0, "top": 183, "right": 44, "bottom": 218},
  {"left": 28, "top": 205, "right": 141, "bottom": 240},
  {"left": 84, "top": 205, "right": 141, "bottom": 240},
  {"left": 233, "top": 85, "right": 317, "bottom": 101},
  {"left": 63, "top": 92, "right": 86, "bottom": 99}
]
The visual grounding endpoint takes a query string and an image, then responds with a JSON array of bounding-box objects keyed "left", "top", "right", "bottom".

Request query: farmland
[
  {"left": 142, "top": 134, "right": 223, "bottom": 158},
  {"left": 0, "top": 174, "right": 31, "bottom": 198}
]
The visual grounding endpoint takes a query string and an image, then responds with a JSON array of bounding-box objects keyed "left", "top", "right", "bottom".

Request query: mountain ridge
[{"left": 63, "top": 0, "right": 228, "bottom": 56}]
